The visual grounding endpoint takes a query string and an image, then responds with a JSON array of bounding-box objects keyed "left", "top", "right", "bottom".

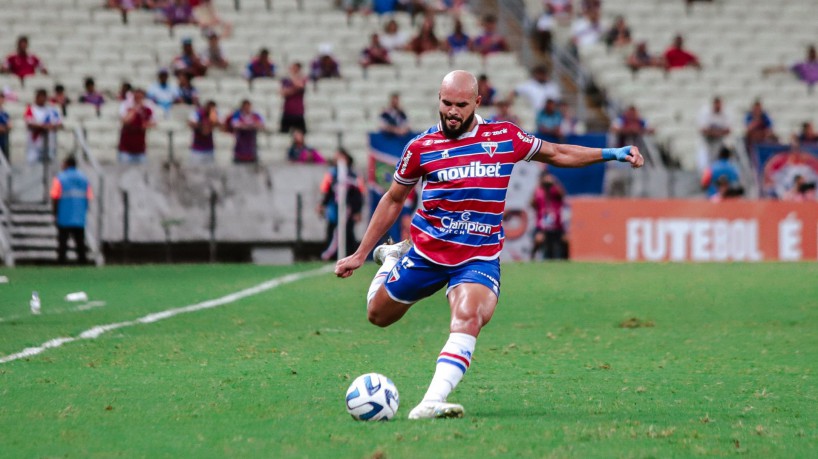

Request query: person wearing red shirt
[
  {"left": 2, "top": 36, "right": 47, "bottom": 81},
  {"left": 118, "top": 89, "right": 156, "bottom": 164},
  {"left": 664, "top": 35, "right": 701, "bottom": 70}
]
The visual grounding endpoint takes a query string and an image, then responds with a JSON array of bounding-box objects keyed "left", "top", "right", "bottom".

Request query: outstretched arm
[
  {"left": 531, "top": 141, "right": 644, "bottom": 169},
  {"left": 335, "top": 180, "right": 414, "bottom": 278}
]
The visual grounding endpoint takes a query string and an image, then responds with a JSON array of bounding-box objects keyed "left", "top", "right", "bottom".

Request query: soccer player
[{"left": 335, "top": 70, "right": 643, "bottom": 419}]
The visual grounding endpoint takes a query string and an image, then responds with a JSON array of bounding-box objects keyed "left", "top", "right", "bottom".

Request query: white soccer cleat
[
  {"left": 373, "top": 239, "right": 411, "bottom": 265},
  {"left": 407, "top": 401, "right": 465, "bottom": 420}
]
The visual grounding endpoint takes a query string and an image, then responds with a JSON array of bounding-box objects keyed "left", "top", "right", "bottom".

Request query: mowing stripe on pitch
[{"left": 0, "top": 265, "right": 334, "bottom": 364}]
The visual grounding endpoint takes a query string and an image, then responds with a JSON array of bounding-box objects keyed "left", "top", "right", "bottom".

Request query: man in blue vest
[{"left": 50, "top": 156, "right": 92, "bottom": 264}]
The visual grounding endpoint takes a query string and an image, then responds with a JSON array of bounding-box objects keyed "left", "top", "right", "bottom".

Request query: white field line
[{"left": 0, "top": 265, "right": 333, "bottom": 364}]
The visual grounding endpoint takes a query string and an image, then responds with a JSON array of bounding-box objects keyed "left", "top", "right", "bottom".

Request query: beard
[{"left": 439, "top": 111, "right": 476, "bottom": 139}]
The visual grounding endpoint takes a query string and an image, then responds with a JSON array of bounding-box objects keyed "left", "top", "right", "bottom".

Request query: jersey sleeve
[
  {"left": 508, "top": 123, "right": 542, "bottom": 162},
  {"left": 393, "top": 141, "right": 422, "bottom": 186}
]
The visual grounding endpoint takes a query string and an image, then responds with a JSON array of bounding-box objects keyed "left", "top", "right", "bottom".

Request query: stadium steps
[{"left": 6, "top": 202, "right": 91, "bottom": 265}]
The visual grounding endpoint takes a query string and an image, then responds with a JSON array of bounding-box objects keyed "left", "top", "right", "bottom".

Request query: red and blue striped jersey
[{"left": 393, "top": 116, "right": 543, "bottom": 266}]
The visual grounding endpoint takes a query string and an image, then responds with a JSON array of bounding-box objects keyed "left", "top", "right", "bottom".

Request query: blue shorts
[{"left": 383, "top": 248, "right": 501, "bottom": 304}]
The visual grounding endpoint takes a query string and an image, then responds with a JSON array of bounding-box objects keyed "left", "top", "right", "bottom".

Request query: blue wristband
[{"left": 602, "top": 147, "right": 632, "bottom": 162}]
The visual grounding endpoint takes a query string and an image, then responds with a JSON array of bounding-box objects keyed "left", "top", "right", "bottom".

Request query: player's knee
[
  {"left": 367, "top": 308, "right": 392, "bottom": 328},
  {"left": 451, "top": 314, "right": 484, "bottom": 335}
]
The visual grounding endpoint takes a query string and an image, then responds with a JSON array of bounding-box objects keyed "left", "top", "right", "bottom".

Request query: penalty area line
[{"left": 0, "top": 265, "right": 334, "bottom": 365}]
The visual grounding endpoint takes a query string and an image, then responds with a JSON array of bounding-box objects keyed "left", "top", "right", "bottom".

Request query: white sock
[
  {"left": 422, "top": 332, "right": 477, "bottom": 402},
  {"left": 366, "top": 256, "right": 399, "bottom": 305}
]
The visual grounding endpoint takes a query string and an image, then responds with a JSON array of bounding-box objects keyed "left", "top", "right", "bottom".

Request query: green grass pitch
[{"left": 1, "top": 262, "right": 817, "bottom": 458}]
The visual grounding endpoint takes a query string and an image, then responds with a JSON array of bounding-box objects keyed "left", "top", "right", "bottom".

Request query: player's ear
[{"left": 475, "top": 95, "right": 482, "bottom": 108}]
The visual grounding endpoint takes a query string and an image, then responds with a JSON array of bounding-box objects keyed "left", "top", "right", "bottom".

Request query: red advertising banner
[{"left": 570, "top": 199, "right": 818, "bottom": 262}]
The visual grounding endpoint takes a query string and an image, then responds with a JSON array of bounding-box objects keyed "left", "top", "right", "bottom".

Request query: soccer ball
[{"left": 345, "top": 373, "right": 400, "bottom": 421}]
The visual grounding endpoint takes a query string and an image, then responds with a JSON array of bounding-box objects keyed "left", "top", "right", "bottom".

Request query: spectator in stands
[
  {"left": 627, "top": 42, "right": 664, "bottom": 72},
  {"left": 559, "top": 100, "right": 582, "bottom": 136},
  {"left": 536, "top": 99, "right": 563, "bottom": 142},
  {"left": 488, "top": 99, "right": 520, "bottom": 125},
  {"left": 409, "top": 16, "right": 441, "bottom": 55},
  {"left": 319, "top": 148, "right": 364, "bottom": 260},
  {"left": 604, "top": 16, "right": 631, "bottom": 49},
  {"left": 0, "top": 93, "right": 10, "bottom": 161},
  {"left": 147, "top": 69, "right": 180, "bottom": 116},
  {"left": 188, "top": 99, "right": 220, "bottom": 164},
  {"left": 763, "top": 45, "right": 818, "bottom": 88},
  {"left": 698, "top": 96, "right": 731, "bottom": 168},
  {"left": 782, "top": 174, "right": 816, "bottom": 202},
  {"left": 709, "top": 176, "right": 738, "bottom": 202},
  {"left": 50, "top": 84, "right": 71, "bottom": 117},
  {"left": 360, "top": 34, "right": 392, "bottom": 68},
  {"left": 286, "top": 129, "right": 325, "bottom": 164},
  {"left": 161, "top": 0, "right": 195, "bottom": 28},
  {"left": 530, "top": 171, "right": 567, "bottom": 260},
  {"left": 744, "top": 100, "right": 776, "bottom": 147},
  {"left": 280, "top": 62, "right": 307, "bottom": 133},
  {"left": 545, "top": 0, "right": 572, "bottom": 24},
  {"left": 106, "top": 0, "right": 138, "bottom": 25},
  {"left": 472, "top": 14, "right": 509, "bottom": 55},
  {"left": 118, "top": 88, "right": 155, "bottom": 164},
  {"left": 379, "top": 19, "right": 409, "bottom": 51},
  {"left": 343, "top": 0, "right": 372, "bottom": 24},
  {"left": 172, "top": 37, "right": 207, "bottom": 78},
  {"left": 610, "top": 105, "right": 652, "bottom": 147},
  {"left": 476, "top": 74, "right": 496, "bottom": 107},
  {"left": 701, "top": 146, "right": 741, "bottom": 198},
  {"left": 176, "top": 72, "right": 199, "bottom": 106},
  {"left": 50, "top": 156, "right": 91, "bottom": 265},
  {"left": 25, "top": 88, "right": 62, "bottom": 164},
  {"left": 379, "top": 92, "right": 411, "bottom": 136},
  {"left": 444, "top": 19, "right": 471, "bottom": 55},
  {"left": 570, "top": 7, "right": 602, "bottom": 50},
  {"left": 798, "top": 121, "right": 818, "bottom": 145},
  {"left": 228, "top": 99, "right": 265, "bottom": 164},
  {"left": 310, "top": 44, "right": 342, "bottom": 81},
  {"left": 118, "top": 81, "right": 133, "bottom": 102},
  {"left": 2, "top": 36, "right": 48, "bottom": 82},
  {"left": 192, "top": 0, "right": 232, "bottom": 38},
  {"left": 201, "top": 31, "right": 229, "bottom": 71},
  {"left": 245, "top": 48, "right": 276, "bottom": 80},
  {"left": 79, "top": 77, "right": 105, "bottom": 114},
  {"left": 664, "top": 35, "right": 701, "bottom": 70},
  {"left": 512, "top": 65, "right": 562, "bottom": 115},
  {"left": 534, "top": 4, "right": 556, "bottom": 53}
]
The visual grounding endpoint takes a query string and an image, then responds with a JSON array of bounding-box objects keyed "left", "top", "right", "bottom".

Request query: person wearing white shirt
[
  {"left": 697, "top": 96, "right": 732, "bottom": 170},
  {"left": 25, "top": 88, "right": 62, "bottom": 164},
  {"left": 379, "top": 19, "right": 410, "bottom": 51},
  {"left": 512, "top": 65, "right": 561, "bottom": 117}
]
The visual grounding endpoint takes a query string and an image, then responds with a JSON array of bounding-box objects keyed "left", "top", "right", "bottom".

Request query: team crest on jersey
[
  {"left": 387, "top": 270, "right": 400, "bottom": 283},
  {"left": 441, "top": 149, "right": 450, "bottom": 159},
  {"left": 482, "top": 142, "right": 498, "bottom": 157}
]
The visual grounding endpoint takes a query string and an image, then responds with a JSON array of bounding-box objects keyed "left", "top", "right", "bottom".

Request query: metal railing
[
  {"left": 71, "top": 127, "right": 106, "bottom": 266},
  {"left": 0, "top": 148, "right": 15, "bottom": 266},
  {"left": 731, "top": 138, "right": 760, "bottom": 199}
]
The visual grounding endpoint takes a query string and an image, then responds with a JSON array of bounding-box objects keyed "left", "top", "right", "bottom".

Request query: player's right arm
[{"left": 335, "top": 180, "right": 414, "bottom": 278}]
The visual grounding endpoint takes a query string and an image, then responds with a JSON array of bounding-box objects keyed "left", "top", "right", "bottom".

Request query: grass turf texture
[{"left": 1, "top": 263, "right": 817, "bottom": 458}]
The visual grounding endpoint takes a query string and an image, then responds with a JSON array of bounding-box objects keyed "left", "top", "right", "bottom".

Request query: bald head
[
  {"left": 440, "top": 70, "right": 479, "bottom": 99},
  {"left": 438, "top": 70, "right": 481, "bottom": 139}
]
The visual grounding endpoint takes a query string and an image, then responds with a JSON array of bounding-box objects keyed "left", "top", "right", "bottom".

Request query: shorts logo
[
  {"left": 387, "top": 270, "right": 401, "bottom": 283},
  {"left": 482, "top": 142, "right": 498, "bottom": 157}
]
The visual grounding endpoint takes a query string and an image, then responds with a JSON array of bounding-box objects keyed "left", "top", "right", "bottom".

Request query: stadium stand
[
  {"left": 0, "top": 1, "right": 535, "bottom": 167},
  {"left": 550, "top": 0, "right": 818, "bottom": 171}
]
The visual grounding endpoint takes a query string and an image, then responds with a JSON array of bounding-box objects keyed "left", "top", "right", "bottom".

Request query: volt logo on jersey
[
  {"left": 435, "top": 161, "right": 502, "bottom": 181},
  {"left": 482, "top": 142, "right": 498, "bottom": 157}
]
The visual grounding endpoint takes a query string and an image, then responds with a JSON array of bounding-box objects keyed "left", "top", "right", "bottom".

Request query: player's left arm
[{"left": 531, "top": 141, "right": 644, "bottom": 169}]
